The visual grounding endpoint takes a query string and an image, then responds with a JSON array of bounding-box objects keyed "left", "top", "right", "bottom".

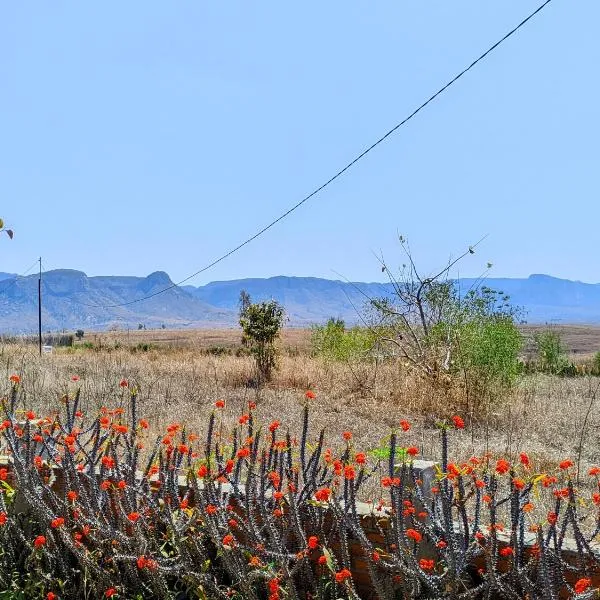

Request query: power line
[
  {"left": 74, "top": 0, "right": 553, "bottom": 310},
  {"left": 0, "top": 259, "right": 41, "bottom": 295}
]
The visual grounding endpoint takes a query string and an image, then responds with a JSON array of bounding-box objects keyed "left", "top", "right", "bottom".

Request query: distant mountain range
[{"left": 0, "top": 270, "right": 599, "bottom": 332}]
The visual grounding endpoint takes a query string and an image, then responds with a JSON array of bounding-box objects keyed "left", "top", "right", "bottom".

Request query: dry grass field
[
  {"left": 2, "top": 324, "right": 600, "bottom": 543},
  {"left": 4, "top": 325, "right": 600, "bottom": 484},
  {"left": 521, "top": 323, "right": 600, "bottom": 359}
]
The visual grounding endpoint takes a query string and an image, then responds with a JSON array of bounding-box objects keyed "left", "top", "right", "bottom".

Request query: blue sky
[{"left": 1, "top": 1, "right": 598, "bottom": 285}]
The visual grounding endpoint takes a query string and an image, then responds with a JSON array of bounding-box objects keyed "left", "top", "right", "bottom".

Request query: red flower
[
  {"left": 318, "top": 555, "right": 327, "bottom": 565},
  {"left": 0, "top": 513, "right": 7, "bottom": 525},
  {"left": 381, "top": 476, "right": 400, "bottom": 488},
  {"left": 589, "top": 466, "right": 600, "bottom": 476},
  {"left": 547, "top": 512, "right": 558, "bottom": 525},
  {"left": 26, "top": 411, "right": 36, "bottom": 421},
  {"left": 305, "top": 390, "right": 316, "bottom": 400},
  {"left": 47, "top": 593, "right": 57, "bottom": 600},
  {"left": 406, "top": 446, "right": 419, "bottom": 457},
  {"left": 71, "top": 375, "right": 80, "bottom": 382},
  {"left": 512, "top": 478, "right": 525, "bottom": 490},
  {"left": 136, "top": 555, "right": 156, "bottom": 570},
  {"left": 101, "top": 456, "right": 115, "bottom": 469},
  {"left": 222, "top": 534, "right": 235, "bottom": 546},
  {"left": 574, "top": 578, "right": 592, "bottom": 594},
  {"left": 372, "top": 551, "right": 380, "bottom": 561},
  {"left": 105, "top": 589, "right": 117, "bottom": 598},
  {"left": 215, "top": 400, "right": 225, "bottom": 409},
  {"left": 269, "top": 420, "right": 281, "bottom": 433},
  {"left": 308, "top": 535, "right": 319, "bottom": 549},
  {"left": 314, "top": 488, "right": 331, "bottom": 502},
  {"left": 519, "top": 452, "right": 530, "bottom": 468},
  {"left": 197, "top": 464, "right": 209, "bottom": 478},
  {"left": 436, "top": 540, "right": 447, "bottom": 549},
  {"left": 127, "top": 512, "right": 141, "bottom": 523},
  {"left": 34, "top": 535, "right": 46, "bottom": 548},
  {"left": 344, "top": 465, "right": 356, "bottom": 480},
  {"left": 139, "top": 419, "right": 149, "bottom": 429},
  {"left": 355, "top": 452, "right": 366, "bottom": 465},
  {"left": 406, "top": 528, "right": 422, "bottom": 543},
  {"left": 119, "top": 379, "right": 128, "bottom": 388},
  {"left": 9, "top": 374, "right": 20, "bottom": 384},
  {"left": 419, "top": 558, "right": 435, "bottom": 571},
  {"left": 451, "top": 415, "right": 465, "bottom": 429},
  {"left": 335, "top": 568, "right": 352, "bottom": 583},
  {"left": 400, "top": 420, "right": 410, "bottom": 432},
  {"left": 237, "top": 447, "right": 250, "bottom": 459},
  {"left": 559, "top": 459, "right": 574, "bottom": 470},
  {"left": 268, "top": 578, "right": 280, "bottom": 594},
  {"left": 495, "top": 459, "right": 510, "bottom": 475},
  {"left": 499, "top": 547, "right": 514, "bottom": 557},
  {"left": 342, "top": 431, "right": 352, "bottom": 441},
  {"left": 206, "top": 504, "right": 218, "bottom": 515},
  {"left": 51, "top": 517, "right": 65, "bottom": 528},
  {"left": 238, "top": 414, "right": 249, "bottom": 425}
]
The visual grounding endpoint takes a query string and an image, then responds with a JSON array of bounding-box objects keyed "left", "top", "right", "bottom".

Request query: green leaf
[{"left": 322, "top": 547, "right": 335, "bottom": 572}]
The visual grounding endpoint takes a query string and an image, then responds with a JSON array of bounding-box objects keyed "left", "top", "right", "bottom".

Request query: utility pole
[{"left": 38, "top": 257, "right": 42, "bottom": 356}]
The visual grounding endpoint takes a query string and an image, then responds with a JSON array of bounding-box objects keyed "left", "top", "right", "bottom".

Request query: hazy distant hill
[
  {"left": 0, "top": 270, "right": 234, "bottom": 332},
  {"left": 186, "top": 274, "right": 600, "bottom": 326},
  {"left": 184, "top": 276, "right": 392, "bottom": 324},
  {"left": 1, "top": 270, "right": 600, "bottom": 332}
]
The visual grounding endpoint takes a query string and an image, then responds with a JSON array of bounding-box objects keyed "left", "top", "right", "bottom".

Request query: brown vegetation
[{"left": 4, "top": 327, "right": 600, "bottom": 486}]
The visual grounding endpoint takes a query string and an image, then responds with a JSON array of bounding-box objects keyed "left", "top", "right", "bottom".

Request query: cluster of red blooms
[{"left": 5, "top": 376, "right": 600, "bottom": 598}]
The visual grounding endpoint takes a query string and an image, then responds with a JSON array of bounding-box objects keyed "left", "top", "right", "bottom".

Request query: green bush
[
  {"left": 454, "top": 316, "right": 523, "bottom": 389},
  {"left": 239, "top": 297, "right": 285, "bottom": 382},
  {"left": 533, "top": 329, "right": 571, "bottom": 375},
  {"left": 311, "top": 318, "right": 375, "bottom": 361},
  {"left": 423, "top": 287, "right": 524, "bottom": 401}
]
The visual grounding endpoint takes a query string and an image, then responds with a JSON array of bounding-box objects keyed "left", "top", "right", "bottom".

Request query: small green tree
[
  {"left": 311, "top": 318, "right": 376, "bottom": 361},
  {"left": 239, "top": 298, "right": 285, "bottom": 382},
  {"left": 592, "top": 351, "right": 600, "bottom": 376},
  {"left": 533, "top": 329, "right": 570, "bottom": 375},
  {"left": 369, "top": 238, "right": 523, "bottom": 417},
  {"left": 75, "top": 329, "right": 85, "bottom": 341}
]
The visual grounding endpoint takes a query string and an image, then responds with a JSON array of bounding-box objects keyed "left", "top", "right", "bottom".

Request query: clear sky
[{"left": 1, "top": 1, "right": 598, "bottom": 286}]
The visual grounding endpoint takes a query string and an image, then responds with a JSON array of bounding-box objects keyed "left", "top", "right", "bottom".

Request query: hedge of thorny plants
[{"left": 0, "top": 376, "right": 598, "bottom": 599}]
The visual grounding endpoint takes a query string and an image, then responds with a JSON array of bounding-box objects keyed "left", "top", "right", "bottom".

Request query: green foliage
[
  {"left": 593, "top": 351, "right": 600, "bottom": 375},
  {"left": 431, "top": 287, "right": 524, "bottom": 390},
  {"left": 75, "top": 329, "right": 84, "bottom": 341},
  {"left": 311, "top": 318, "right": 375, "bottom": 361},
  {"left": 533, "top": 329, "right": 572, "bottom": 375},
  {"left": 373, "top": 277, "right": 524, "bottom": 413},
  {"left": 239, "top": 297, "right": 285, "bottom": 382}
]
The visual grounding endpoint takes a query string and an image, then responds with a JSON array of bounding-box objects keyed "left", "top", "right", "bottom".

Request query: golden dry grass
[
  {"left": 2, "top": 335, "right": 598, "bottom": 474},
  {"left": 3, "top": 331, "right": 600, "bottom": 524}
]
